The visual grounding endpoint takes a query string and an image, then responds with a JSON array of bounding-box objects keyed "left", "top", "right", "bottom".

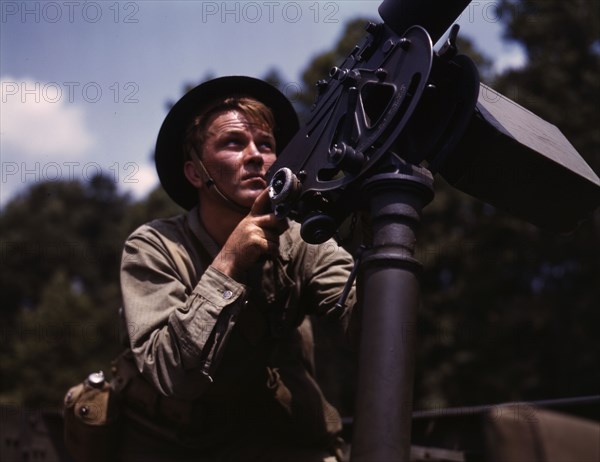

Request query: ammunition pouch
[{"left": 63, "top": 372, "right": 121, "bottom": 462}]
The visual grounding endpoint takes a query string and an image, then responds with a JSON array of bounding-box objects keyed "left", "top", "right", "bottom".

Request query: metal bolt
[
  {"left": 330, "top": 145, "right": 343, "bottom": 162},
  {"left": 87, "top": 371, "right": 105, "bottom": 388},
  {"left": 365, "top": 22, "right": 379, "bottom": 33},
  {"left": 399, "top": 38, "right": 411, "bottom": 50},
  {"left": 375, "top": 68, "right": 388, "bottom": 80},
  {"left": 382, "top": 39, "right": 395, "bottom": 54},
  {"left": 316, "top": 79, "right": 328, "bottom": 94},
  {"left": 330, "top": 67, "right": 348, "bottom": 81},
  {"left": 346, "top": 69, "right": 361, "bottom": 85}
]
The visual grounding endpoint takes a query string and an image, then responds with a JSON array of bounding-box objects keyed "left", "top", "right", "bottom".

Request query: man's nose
[{"left": 244, "top": 142, "right": 264, "bottom": 162}]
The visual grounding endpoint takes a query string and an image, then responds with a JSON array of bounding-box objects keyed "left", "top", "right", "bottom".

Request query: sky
[{"left": 0, "top": 0, "right": 526, "bottom": 208}]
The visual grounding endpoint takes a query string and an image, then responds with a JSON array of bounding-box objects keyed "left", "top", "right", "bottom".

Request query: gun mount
[
  {"left": 268, "top": 0, "right": 600, "bottom": 242},
  {"left": 268, "top": 20, "right": 480, "bottom": 243}
]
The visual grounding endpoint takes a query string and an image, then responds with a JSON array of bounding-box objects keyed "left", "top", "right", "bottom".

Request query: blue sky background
[{"left": 1, "top": 0, "right": 525, "bottom": 207}]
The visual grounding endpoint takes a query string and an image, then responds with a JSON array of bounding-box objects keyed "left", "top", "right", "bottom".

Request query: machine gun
[{"left": 267, "top": 1, "right": 600, "bottom": 461}]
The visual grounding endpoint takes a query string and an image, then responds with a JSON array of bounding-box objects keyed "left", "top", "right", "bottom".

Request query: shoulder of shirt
[
  {"left": 278, "top": 220, "right": 304, "bottom": 261},
  {"left": 282, "top": 221, "right": 353, "bottom": 263},
  {"left": 125, "top": 213, "right": 188, "bottom": 244},
  {"left": 284, "top": 220, "right": 302, "bottom": 240}
]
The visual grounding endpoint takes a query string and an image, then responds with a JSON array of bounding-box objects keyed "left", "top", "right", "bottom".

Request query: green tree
[
  {"left": 416, "top": 0, "right": 600, "bottom": 407},
  {"left": 0, "top": 176, "right": 127, "bottom": 323},
  {"left": 494, "top": 0, "right": 600, "bottom": 172},
  {"left": 0, "top": 176, "right": 129, "bottom": 405},
  {"left": 417, "top": 182, "right": 600, "bottom": 408},
  {"left": 124, "top": 185, "right": 183, "bottom": 231},
  {"left": 6, "top": 271, "right": 119, "bottom": 407}
]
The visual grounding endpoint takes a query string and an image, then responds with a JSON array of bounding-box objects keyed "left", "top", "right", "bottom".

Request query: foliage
[
  {"left": 0, "top": 177, "right": 127, "bottom": 323},
  {"left": 0, "top": 176, "right": 179, "bottom": 407},
  {"left": 6, "top": 271, "right": 118, "bottom": 406},
  {"left": 418, "top": 0, "right": 600, "bottom": 408},
  {"left": 493, "top": 0, "right": 600, "bottom": 172},
  {"left": 417, "top": 180, "right": 600, "bottom": 408}
]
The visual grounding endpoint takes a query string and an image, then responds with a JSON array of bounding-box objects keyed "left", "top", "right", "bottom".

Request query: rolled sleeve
[
  {"left": 120, "top": 222, "right": 247, "bottom": 399},
  {"left": 170, "top": 266, "right": 246, "bottom": 373}
]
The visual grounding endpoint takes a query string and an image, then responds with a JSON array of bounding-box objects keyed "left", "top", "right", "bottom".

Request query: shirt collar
[{"left": 186, "top": 206, "right": 221, "bottom": 260}]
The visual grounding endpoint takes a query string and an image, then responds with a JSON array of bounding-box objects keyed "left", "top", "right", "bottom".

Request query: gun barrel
[{"left": 379, "top": 0, "right": 472, "bottom": 43}]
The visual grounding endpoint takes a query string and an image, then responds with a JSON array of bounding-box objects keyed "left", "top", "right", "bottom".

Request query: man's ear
[{"left": 184, "top": 160, "right": 205, "bottom": 188}]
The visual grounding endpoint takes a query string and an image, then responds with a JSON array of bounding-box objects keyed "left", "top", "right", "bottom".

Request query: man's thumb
[{"left": 250, "top": 188, "right": 272, "bottom": 216}]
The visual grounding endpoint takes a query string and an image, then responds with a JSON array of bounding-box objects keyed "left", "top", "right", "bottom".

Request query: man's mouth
[
  {"left": 242, "top": 173, "right": 265, "bottom": 181},
  {"left": 242, "top": 174, "right": 267, "bottom": 186}
]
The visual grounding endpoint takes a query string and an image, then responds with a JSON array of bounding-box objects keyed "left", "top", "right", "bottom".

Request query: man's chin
[{"left": 243, "top": 191, "right": 264, "bottom": 207}]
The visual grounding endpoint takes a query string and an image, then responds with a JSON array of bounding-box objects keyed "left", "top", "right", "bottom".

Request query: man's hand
[{"left": 212, "top": 189, "right": 288, "bottom": 280}]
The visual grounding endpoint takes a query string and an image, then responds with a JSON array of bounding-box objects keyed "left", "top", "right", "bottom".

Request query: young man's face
[{"left": 199, "top": 110, "right": 277, "bottom": 209}]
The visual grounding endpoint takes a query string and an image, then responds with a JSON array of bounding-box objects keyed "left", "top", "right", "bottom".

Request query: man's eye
[
  {"left": 225, "top": 138, "right": 243, "bottom": 147},
  {"left": 259, "top": 141, "right": 275, "bottom": 151}
]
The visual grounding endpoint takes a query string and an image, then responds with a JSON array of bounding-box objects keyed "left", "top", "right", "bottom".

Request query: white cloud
[
  {"left": 122, "top": 162, "right": 159, "bottom": 200},
  {"left": 493, "top": 46, "right": 527, "bottom": 73},
  {"left": 1, "top": 77, "right": 95, "bottom": 157}
]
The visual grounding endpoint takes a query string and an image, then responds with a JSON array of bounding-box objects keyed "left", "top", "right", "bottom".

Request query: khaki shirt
[{"left": 119, "top": 207, "right": 357, "bottom": 448}]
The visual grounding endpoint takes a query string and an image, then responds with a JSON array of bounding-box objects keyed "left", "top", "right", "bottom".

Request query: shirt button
[{"left": 223, "top": 290, "right": 233, "bottom": 300}]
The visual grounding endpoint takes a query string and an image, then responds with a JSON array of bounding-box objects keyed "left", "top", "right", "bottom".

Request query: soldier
[{"left": 114, "top": 76, "right": 358, "bottom": 461}]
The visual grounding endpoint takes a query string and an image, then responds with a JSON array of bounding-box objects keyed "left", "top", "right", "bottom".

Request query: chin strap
[{"left": 191, "top": 153, "right": 251, "bottom": 215}]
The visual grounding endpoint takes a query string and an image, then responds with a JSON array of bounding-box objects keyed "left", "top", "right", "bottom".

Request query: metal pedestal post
[{"left": 351, "top": 163, "right": 434, "bottom": 462}]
